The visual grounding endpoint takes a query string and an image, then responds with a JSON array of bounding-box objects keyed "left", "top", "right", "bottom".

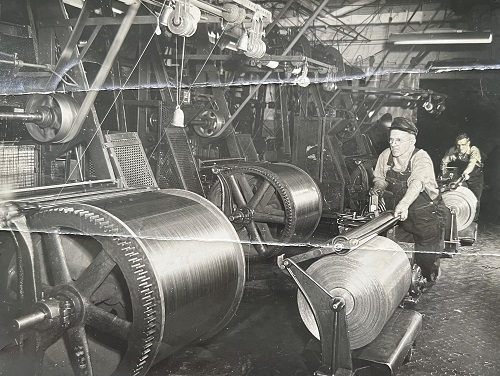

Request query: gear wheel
[
  {"left": 208, "top": 163, "right": 322, "bottom": 260},
  {"left": 2, "top": 189, "right": 245, "bottom": 376}
]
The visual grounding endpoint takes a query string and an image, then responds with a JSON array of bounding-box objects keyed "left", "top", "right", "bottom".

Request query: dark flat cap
[{"left": 389, "top": 117, "right": 418, "bottom": 136}]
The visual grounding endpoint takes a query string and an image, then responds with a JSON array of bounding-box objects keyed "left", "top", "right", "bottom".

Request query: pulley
[
  {"left": 222, "top": 3, "right": 246, "bottom": 23},
  {"left": 244, "top": 11, "right": 266, "bottom": 59},
  {"left": 1, "top": 189, "right": 245, "bottom": 376},
  {"left": 442, "top": 186, "right": 477, "bottom": 231},
  {"left": 24, "top": 94, "right": 81, "bottom": 143},
  {"left": 166, "top": 2, "right": 200, "bottom": 37},
  {"left": 192, "top": 109, "right": 225, "bottom": 137},
  {"left": 208, "top": 163, "right": 322, "bottom": 259}
]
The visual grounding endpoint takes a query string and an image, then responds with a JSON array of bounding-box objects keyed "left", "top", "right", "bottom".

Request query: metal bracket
[{"left": 278, "top": 256, "right": 353, "bottom": 376}]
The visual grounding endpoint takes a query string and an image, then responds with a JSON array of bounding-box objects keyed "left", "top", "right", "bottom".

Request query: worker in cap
[
  {"left": 440, "top": 133, "right": 484, "bottom": 221},
  {"left": 370, "top": 117, "right": 448, "bottom": 287}
]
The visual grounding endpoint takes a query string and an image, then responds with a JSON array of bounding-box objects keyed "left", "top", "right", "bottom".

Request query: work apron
[{"left": 386, "top": 150, "right": 447, "bottom": 283}]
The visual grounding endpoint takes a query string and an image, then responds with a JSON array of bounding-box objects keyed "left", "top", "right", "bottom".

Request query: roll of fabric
[
  {"left": 442, "top": 186, "right": 477, "bottom": 231},
  {"left": 297, "top": 236, "right": 411, "bottom": 349}
]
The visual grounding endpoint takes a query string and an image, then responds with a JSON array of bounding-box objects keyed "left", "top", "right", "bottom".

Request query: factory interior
[{"left": 0, "top": 0, "right": 500, "bottom": 375}]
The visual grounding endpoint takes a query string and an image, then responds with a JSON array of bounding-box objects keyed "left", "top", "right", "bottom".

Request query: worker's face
[
  {"left": 456, "top": 138, "right": 470, "bottom": 154},
  {"left": 389, "top": 129, "right": 414, "bottom": 157}
]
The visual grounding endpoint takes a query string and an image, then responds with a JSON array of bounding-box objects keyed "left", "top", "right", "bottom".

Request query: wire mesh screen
[
  {"left": 156, "top": 128, "right": 204, "bottom": 196},
  {"left": 0, "top": 144, "right": 38, "bottom": 189},
  {"left": 104, "top": 133, "right": 157, "bottom": 188}
]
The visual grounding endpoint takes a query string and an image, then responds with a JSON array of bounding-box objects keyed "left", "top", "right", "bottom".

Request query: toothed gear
[
  {"left": 209, "top": 163, "right": 322, "bottom": 260},
  {"left": 16, "top": 189, "right": 246, "bottom": 376},
  {"left": 29, "top": 204, "right": 163, "bottom": 376}
]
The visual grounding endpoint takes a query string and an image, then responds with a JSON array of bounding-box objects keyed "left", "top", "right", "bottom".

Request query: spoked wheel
[
  {"left": 208, "top": 163, "right": 322, "bottom": 260},
  {"left": 15, "top": 206, "right": 164, "bottom": 376},
  {"left": 2, "top": 190, "right": 245, "bottom": 376}
]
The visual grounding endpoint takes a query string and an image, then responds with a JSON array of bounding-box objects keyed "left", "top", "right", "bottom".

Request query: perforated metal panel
[
  {"left": 104, "top": 132, "right": 157, "bottom": 188},
  {"left": 156, "top": 127, "right": 204, "bottom": 196},
  {"left": 0, "top": 144, "right": 38, "bottom": 189}
]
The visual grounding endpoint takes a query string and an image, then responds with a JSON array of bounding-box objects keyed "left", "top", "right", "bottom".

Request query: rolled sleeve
[
  {"left": 407, "top": 150, "right": 439, "bottom": 199},
  {"left": 373, "top": 149, "right": 390, "bottom": 190}
]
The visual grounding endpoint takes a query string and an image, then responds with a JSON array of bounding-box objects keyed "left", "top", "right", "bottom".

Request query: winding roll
[
  {"left": 442, "top": 186, "right": 477, "bottom": 231},
  {"left": 297, "top": 236, "right": 411, "bottom": 349}
]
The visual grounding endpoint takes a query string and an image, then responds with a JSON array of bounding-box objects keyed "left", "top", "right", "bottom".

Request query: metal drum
[
  {"left": 442, "top": 186, "right": 477, "bottom": 231},
  {"left": 297, "top": 236, "right": 411, "bottom": 349},
  {"left": 208, "top": 162, "right": 322, "bottom": 259},
  {"left": 14, "top": 189, "right": 245, "bottom": 375}
]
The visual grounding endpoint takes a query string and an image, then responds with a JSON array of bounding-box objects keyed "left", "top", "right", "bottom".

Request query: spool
[
  {"left": 442, "top": 186, "right": 477, "bottom": 231},
  {"left": 297, "top": 236, "right": 411, "bottom": 349},
  {"left": 5, "top": 189, "right": 246, "bottom": 375}
]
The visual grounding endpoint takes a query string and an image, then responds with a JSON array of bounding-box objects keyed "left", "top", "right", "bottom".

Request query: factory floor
[{"left": 149, "top": 215, "right": 500, "bottom": 376}]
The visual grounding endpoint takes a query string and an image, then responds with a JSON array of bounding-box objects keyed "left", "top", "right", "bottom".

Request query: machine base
[
  {"left": 304, "top": 308, "right": 422, "bottom": 376},
  {"left": 458, "top": 221, "right": 478, "bottom": 246}
]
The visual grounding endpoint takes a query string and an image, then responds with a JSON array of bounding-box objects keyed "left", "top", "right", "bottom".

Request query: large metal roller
[
  {"left": 442, "top": 186, "right": 477, "bottom": 231},
  {"left": 208, "top": 162, "right": 322, "bottom": 259},
  {"left": 3, "top": 189, "right": 245, "bottom": 376},
  {"left": 297, "top": 236, "right": 411, "bottom": 349}
]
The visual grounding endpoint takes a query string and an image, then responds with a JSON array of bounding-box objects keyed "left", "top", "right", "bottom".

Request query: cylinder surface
[
  {"left": 297, "top": 236, "right": 411, "bottom": 349},
  {"left": 442, "top": 186, "right": 477, "bottom": 231},
  {"left": 26, "top": 189, "right": 245, "bottom": 375}
]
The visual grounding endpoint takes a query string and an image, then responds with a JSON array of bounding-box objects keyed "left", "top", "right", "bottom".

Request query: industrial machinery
[
  {"left": 0, "top": 0, "right": 451, "bottom": 374},
  {"left": 207, "top": 162, "right": 322, "bottom": 259},
  {"left": 0, "top": 188, "right": 245, "bottom": 375},
  {"left": 439, "top": 170, "right": 478, "bottom": 245},
  {"left": 278, "top": 212, "right": 426, "bottom": 376}
]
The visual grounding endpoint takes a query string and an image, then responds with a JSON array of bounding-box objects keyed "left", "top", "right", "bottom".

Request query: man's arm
[
  {"left": 440, "top": 146, "right": 456, "bottom": 172},
  {"left": 395, "top": 151, "right": 433, "bottom": 220},
  {"left": 462, "top": 146, "right": 481, "bottom": 179},
  {"left": 371, "top": 150, "right": 389, "bottom": 195}
]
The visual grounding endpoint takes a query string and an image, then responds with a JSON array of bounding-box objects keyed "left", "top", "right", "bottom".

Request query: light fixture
[
  {"left": 388, "top": 30, "right": 492, "bottom": 45},
  {"left": 237, "top": 29, "right": 249, "bottom": 52}
]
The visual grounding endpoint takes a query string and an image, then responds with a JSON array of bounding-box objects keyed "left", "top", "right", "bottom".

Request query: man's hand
[
  {"left": 369, "top": 187, "right": 384, "bottom": 196},
  {"left": 394, "top": 202, "right": 409, "bottom": 221},
  {"left": 462, "top": 173, "right": 470, "bottom": 181}
]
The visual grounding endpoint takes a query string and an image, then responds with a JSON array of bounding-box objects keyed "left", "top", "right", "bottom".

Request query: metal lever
[{"left": 278, "top": 256, "right": 353, "bottom": 376}]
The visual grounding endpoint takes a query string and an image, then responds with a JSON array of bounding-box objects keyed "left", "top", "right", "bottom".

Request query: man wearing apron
[
  {"left": 441, "top": 133, "right": 484, "bottom": 220},
  {"left": 370, "top": 117, "right": 448, "bottom": 287}
]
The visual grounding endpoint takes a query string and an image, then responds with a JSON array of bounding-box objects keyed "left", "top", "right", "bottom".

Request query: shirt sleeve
[
  {"left": 407, "top": 150, "right": 435, "bottom": 192},
  {"left": 373, "top": 149, "right": 390, "bottom": 190},
  {"left": 469, "top": 146, "right": 481, "bottom": 163}
]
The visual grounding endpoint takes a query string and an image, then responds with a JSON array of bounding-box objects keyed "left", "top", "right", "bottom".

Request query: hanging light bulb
[
  {"left": 171, "top": 106, "right": 185, "bottom": 127},
  {"left": 237, "top": 29, "right": 249, "bottom": 52}
]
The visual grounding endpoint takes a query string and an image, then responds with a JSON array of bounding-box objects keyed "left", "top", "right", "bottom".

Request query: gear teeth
[
  {"left": 32, "top": 204, "right": 161, "bottom": 376},
  {"left": 220, "top": 165, "right": 295, "bottom": 256}
]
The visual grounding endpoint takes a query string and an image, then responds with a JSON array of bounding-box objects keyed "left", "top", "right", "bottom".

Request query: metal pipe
[
  {"left": 191, "top": 0, "right": 224, "bottom": 17},
  {"left": 331, "top": 211, "right": 400, "bottom": 252},
  {"left": 11, "top": 311, "right": 46, "bottom": 332},
  {"left": 215, "top": 0, "right": 331, "bottom": 136},
  {"left": 0, "top": 112, "right": 43, "bottom": 122},
  {"left": 67, "top": 1, "right": 140, "bottom": 142}
]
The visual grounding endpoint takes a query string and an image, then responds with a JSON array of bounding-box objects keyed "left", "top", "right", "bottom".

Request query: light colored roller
[
  {"left": 297, "top": 236, "right": 411, "bottom": 349},
  {"left": 442, "top": 186, "right": 477, "bottom": 231}
]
